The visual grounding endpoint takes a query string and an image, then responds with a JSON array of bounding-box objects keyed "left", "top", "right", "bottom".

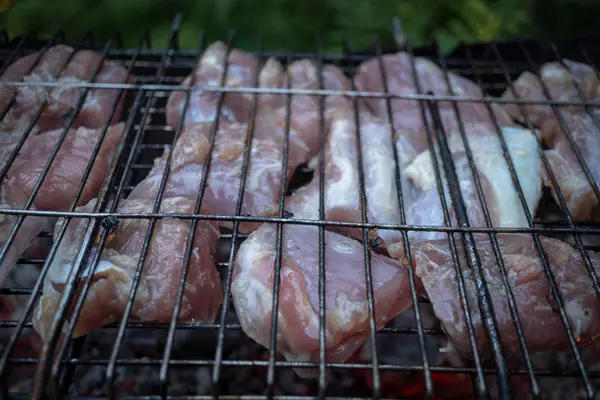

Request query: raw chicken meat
[
  {"left": 501, "top": 59, "right": 600, "bottom": 128},
  {"left": 33, "top": 196, "right": 222, "bottom": 340},
  {"left": 1, "top": 123, "right": 125, "bottom": 211},
  {"left": 42, "top": 50, "right": 131, "bottom": 130},
  {"left": 8, "top": 45, "right": 75, "bottom": 124},
  {"left": 0, "top": 123, "right": 124, "bottom": 286},
  {"left": 231, "top": 222, "right": 418, "bottom": 376},
  {"left": 128, "top": 120, "right": 308, "bottom": 233},
  {"left": 167, "top": 42, "right": 352, "bottom": 158},
  {"left": 286, "top": 112, "right": 403, "bottom": 250},
  {"left": 1, "top": 45, "right": 130, "bottom": 135},
  {"left": 166, "top": 41, "right": 258, "bottom": 128},
  {"left": 355, "top": 52, "right": 515, "bottom": 166},
  {"left": 541, "top": 111, "right": 600, "bottom": 220},
  {"left": 411, "top": 233, "right": 600, "bottom": 359},
  {"left": 501, "top": 59, "right": 600, "bottom": 220},
  {"left": 0, "top": 51, "right": 40, "bottom": 111}
]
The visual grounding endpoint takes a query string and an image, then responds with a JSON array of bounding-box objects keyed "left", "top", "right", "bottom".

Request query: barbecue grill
[{"left": 0, "top": 13, "right": 600, "bottom": 400}]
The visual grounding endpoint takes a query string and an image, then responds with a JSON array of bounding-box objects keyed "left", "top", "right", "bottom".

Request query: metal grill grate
[{"left": 0, "top": 15, "right": 599, "bottom": 400}]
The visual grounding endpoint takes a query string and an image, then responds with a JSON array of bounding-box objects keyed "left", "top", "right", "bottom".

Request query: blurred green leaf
[{"left": 0, "top": 0, "right": 599, "bottom": 53}]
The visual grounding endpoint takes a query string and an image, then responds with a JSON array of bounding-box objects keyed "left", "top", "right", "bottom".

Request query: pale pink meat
[
  {"left": 166, "top": 41, "right": 258, "bottom": 128},
  {"left": 1, "top": 123, "right": 125, "bottom": 211},
  {"left": 355, "top": 52, "right": 515, "bottom": 165},
  {"left": 41, "top": 50, "right": 130, "bottom": 130},
  {"left": 501, "top": 59, "right": 600, "bottom": 127},
  {"left": 0, "top": 51, "right": 40, "bottom": 111},
  {"left": 231, "top": 223, "right": 418, "bottom": 376},
  {"left": 541, "top": 112, "right": 600, "bottom": 220},
  {"left": 411, "top": 233, "right": 600, "bottom": 359},
  {"left": 286, "top": 112, "right": 403, "bottom": 250},
  {"left": 128, "top": 120, "right": 308, "bottom": 233},
  {"left": 32, "top": 196, "right": 222, "bottom": 340}
]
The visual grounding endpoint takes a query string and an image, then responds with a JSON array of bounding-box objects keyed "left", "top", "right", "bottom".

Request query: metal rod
[
  {"left": 265, "top": 34, "right": 294, "bottom": 400},
  {"left": 374, "top": 36, "right": 433, "bottom": 398},
  {"left": 404, "top": 43, "right": 489, "bottom": 397},
  {"left": 314, "top": 36, "right": 328, "bottom": 400},
  {"left": 211, "top": 32, "right": 265, "bottom": 398},
  {"left": 343, "top": 38, "right": 381, "bottom": 400},
  {"left": 461, "top": 43, "right": 540, "bottom": 397}
]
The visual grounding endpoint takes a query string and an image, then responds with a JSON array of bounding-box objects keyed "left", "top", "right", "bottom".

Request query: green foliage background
[{"left": 1, "top": 0, "right": 600, "bottom": 53}]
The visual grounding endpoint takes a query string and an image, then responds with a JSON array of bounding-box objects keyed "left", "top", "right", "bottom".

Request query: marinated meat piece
[
  {"left": 1, "top": 123, "right": 125, "bottom": 211},
  {"left": 42, "top": 50, "right": 130, "bottom": 130},
  {"left": 355, "top": 52, "right": 515, "bottom": 165},
  {"left": 285, "top": 59, "right": 352, "bottom": 120},
  {"left": 231, "top": 223, "right": 418, "bottom": 376},
  {"left": 394, "top": 125, "right": 542, "bottom": 245},
  {"left": 501, "top": 59, "right": 600, "bottom": 127},
  {"left": 167, "top": 45, "right": 352, "bottom": 159},
  {"left": 33, "top": 196, "right": 222, "bottom": 340},
  {"left": 286, "top": 113, "right": 403, "bottom": 250},
  {"left": 412, "top": 233, "right": 600, "bottom": 359},
  {"left": 0, "top": 51, "right": 40, "bottom": 111},
  {"left": 540, "top": 112, "right": 600, "bottom": 220},
  {"left": 128, "top": 120, "right": 308, "bottom": 233},
  {"left": 166, "top": 41, "right": 258, "bottom": 128}
]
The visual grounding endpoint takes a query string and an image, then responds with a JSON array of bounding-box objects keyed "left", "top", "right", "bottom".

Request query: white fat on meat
[
  {"left": 33, "top": 196, "right": 222, "bottom": 341},
  {"left": 397, "top": 124, "right": 542, "bottom": 244},
  {"left": 355, "top": 52, "right": 515, "bottom": 166},
  {"left": 231, "top": 223, "right": 419, "bottom": 376},
  {"left": 286, "top": 113, "right": 404, "bottom": 250}
]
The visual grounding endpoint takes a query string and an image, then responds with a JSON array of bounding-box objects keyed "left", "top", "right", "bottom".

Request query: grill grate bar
[
  {"left": 314, "top": 36, "right": 328, "bottom": 399},
  {"left": 211, "top": 32, "right": 265, "bottom": 399},
  {"left": 8, "top": 356, "right": 600, "bottom": 378},
  {"left": 4, "top": 80, "right": 600, "bottom": 107},
  {"left": 265, "top": 35, "right": 295, "bottom": 400},
  {"left": 461, "top": 43, "right": 541, "bottom": 395},
  {"left": 404, "top": 42, "right": 491, "bottom": 397},
  {"left": 344, "top": 39, "right": 381, "bottom": 399},
  {"left": 374, "top": 37, "right": 433, "bottom": 398},
  {"left": 491, "top": 41, "right": 596, "bottom": 398},
  {"left": 4, "top": 206, "right": 600, "bottom": 235},
  {"left": 427, "top": 97, "right": 512, "bottom": 399}
]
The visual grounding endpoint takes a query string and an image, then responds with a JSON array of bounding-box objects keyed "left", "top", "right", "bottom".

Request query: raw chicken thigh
[
  {"left": 33, "top": 196, "right": 222, "bottom": 340},
  {"left": 501, "top": 59, "right": 600, "bottom": 220},
  {"left": 231, "top": 223, "right": 418, "bottom": 376}
]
